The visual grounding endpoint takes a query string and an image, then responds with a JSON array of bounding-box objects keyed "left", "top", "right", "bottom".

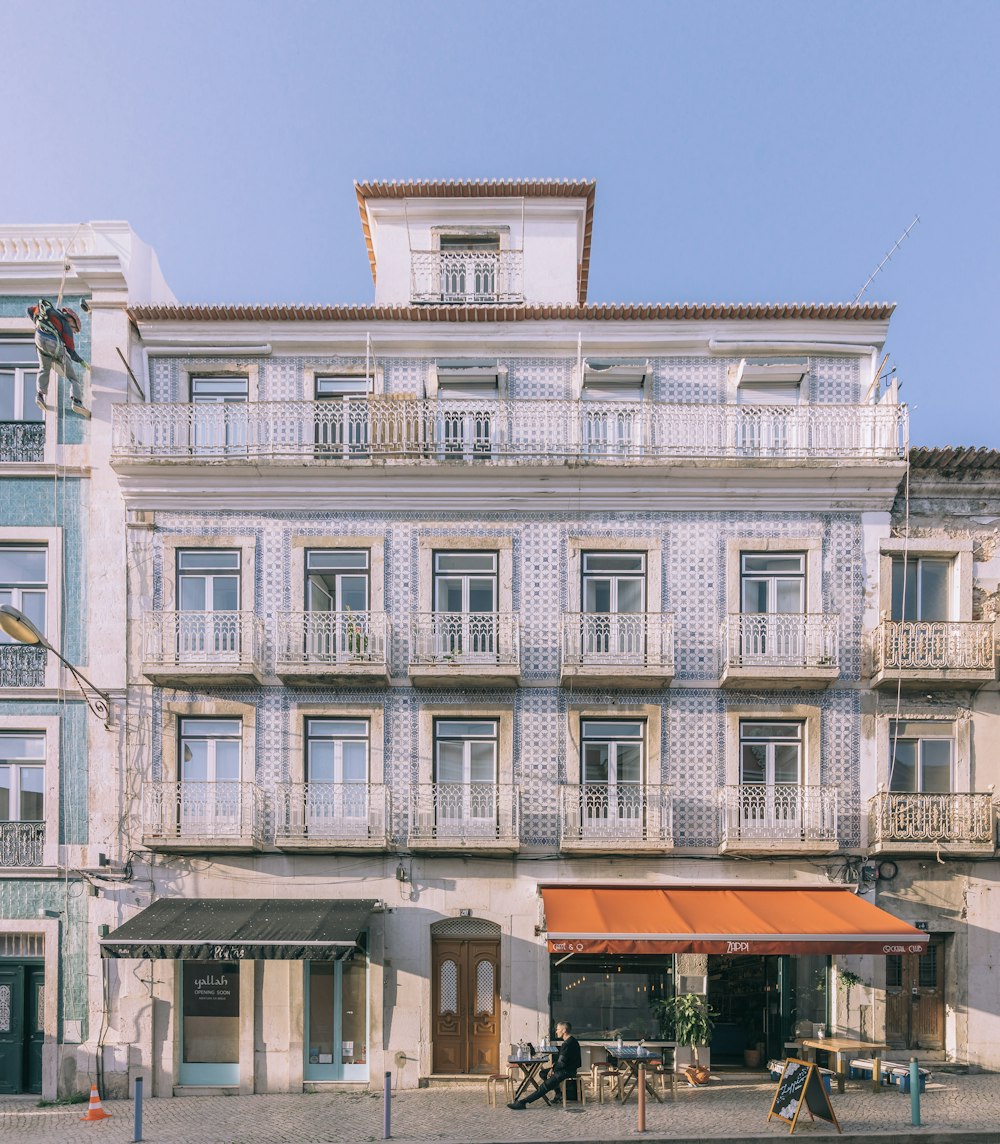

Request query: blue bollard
[
  {"left": 133, "top": 1074, "right": 143, "bottom": 1142},
  {"left": 910, "top": 1057, "right": 920, "bottom": 1126},
  {"left": 384, "top": 1070, "right": 392, "bottom": 1139}
]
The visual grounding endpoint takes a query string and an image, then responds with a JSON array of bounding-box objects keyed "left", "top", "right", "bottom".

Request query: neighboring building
[
  {"left": 3, "top": 185, "right": 996, "bottom": 1101},
  {"left": 0, "top": 223, "right": 173, "bottom": 1097}
]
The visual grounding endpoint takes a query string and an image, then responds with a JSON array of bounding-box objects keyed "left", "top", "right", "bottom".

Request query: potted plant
[
  {"left": 651, "top": 993, "right": 717, "bottom": 1071},
  {"left": 739, "top": 1007, "right": 764, "bottom": 1069}
]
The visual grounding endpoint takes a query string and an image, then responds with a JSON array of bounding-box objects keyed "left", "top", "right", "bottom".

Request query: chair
[
  {"left": 591, "top": 1061, "right": 621, "bottom": 1103},
  {"left": 486, "top": 1066, "right": 515, "bottom": 1107},
  {"left": 557, "top": 1070, "right": 588, "bottom": 1108},
  {"left": 653, "top": 1060, "right": 677, "bottom": 1101}
]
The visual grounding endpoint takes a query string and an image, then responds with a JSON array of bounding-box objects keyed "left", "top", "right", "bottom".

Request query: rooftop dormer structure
[{"left": 354, "top": 179, "right": 595, "bottom": 306}]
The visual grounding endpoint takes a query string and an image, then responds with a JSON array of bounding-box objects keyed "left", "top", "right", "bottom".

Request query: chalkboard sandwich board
[{"left": 767, "top": 1058, "right": 841, "bottom": 1135}]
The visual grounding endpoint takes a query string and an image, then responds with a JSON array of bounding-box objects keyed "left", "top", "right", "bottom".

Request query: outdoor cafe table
[
  {"left": 508, "top": 1055, "right": 553, "bottom": 1104},
  {"left": 604, "top": 1045, "right": 663, "bottom": 1103},
  {"left": 800, "top": 1036, "right": 889, "bottom": 1094}
]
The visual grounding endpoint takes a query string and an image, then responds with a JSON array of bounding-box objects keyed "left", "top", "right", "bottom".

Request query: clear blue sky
[{"left": 2, "top": 1, "right": 997, "bottom": 447}]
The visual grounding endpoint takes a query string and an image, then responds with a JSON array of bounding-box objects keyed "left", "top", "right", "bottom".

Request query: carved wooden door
[
  {"left": 886, "top": 937, "right": 944, "bottom": 1050},
  {"left": 432, "top": 937, "right": 499, "bottom": 1074}
]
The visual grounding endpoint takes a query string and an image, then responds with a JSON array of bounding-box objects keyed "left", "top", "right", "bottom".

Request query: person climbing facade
[{"left": 27, "top": 297, "right": 90, "bottom": 414}]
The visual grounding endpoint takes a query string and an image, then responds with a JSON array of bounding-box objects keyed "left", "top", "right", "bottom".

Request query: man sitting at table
[{"left": 508, "top": 1020, "right": 581, "bottom": 1110}]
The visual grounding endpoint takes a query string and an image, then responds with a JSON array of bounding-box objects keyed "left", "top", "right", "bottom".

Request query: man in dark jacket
[{"left": 508, "top": 1021, "right": 581, "bottom": 1109}]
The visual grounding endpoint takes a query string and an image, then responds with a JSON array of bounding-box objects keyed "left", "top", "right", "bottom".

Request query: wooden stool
[
  {"left": 486, "top": 1068, "right": 514, "bottom": 1107},
  {"left": 591, "top": 1062, "right": 620, "bottom": 1103},
  {"left": 558, "top": 1071, "right": 587, "bottom": 1107},
  {"left": 653, "top": 1063, "right": 677, "bottom": 1100}
]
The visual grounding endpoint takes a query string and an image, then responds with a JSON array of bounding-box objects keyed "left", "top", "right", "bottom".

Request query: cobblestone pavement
[{"left": 2, "top": 1073, "right": 999, "bottom": 1144}]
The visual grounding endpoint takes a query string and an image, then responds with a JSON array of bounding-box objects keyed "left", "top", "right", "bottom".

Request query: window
[
  {"left": 305, "top": 718, "right": 370, "bottom": 830},
  {"left": 889, "top": 721, "right": 953, "bottom": 793},
  {"left": 190, "top": 376, "right": 249, "bottom": 453},
  {"left": 0, "top": 546, "right": 47, "bottom": 640},
  {"left": 0, "top": 342, "right": 41, "bottom": 423},
  {"left": 432, "top": 551, "right": 497, "bottom": 658},
  {"left": 175, "top": 549, "right": 241, "bottom": 657},
  {"left": 738, "top": 553, "right": 806, "bottom": 662},
  {"left": 435, "top": 363, "right": 499, "bottom": 457},
  {"left": 580, "top": 720, "right": 645, "bottom": 833},
  {"left": 891, "top": 557, "right": 951, "bottom": 622},
  {"left": 579, "top": 552, "right": 646, "bottom": 658},
  {"left": 738, "top": 721, "right": 804, "bottom": 838},
  {"left": 433, "top": 719, "right": 498, "bottom": 826},
  {"left": 735, "top": 360, "right": 806, "bottom": 453},
  {"left": 438, "top": 234, "right": 500, "bottom": 301},
  {"left": 0, "top": 733, "right": 45, "bottom": 822},
  {"left": 306, "top": 549, "right": 369, "bottom": 612},
  {"left": 581, "top": 363, "right": 647, "bottom": 456},
  {"left": 178, "top": 717, "right": 242, "bottom": 834},
  {"left": 315, "top": 376, "right": 372, "bottom": 457}
]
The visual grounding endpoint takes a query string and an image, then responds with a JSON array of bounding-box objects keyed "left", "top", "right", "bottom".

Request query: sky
[{"left": 1, "top": 0, "right": 997, "bottom": 448}]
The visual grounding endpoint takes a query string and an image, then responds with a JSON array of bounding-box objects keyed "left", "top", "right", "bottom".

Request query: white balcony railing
[
  {"left": 561, "top": 613, "right": 674, "bottom": 670},
  {"left": 142, "top": 781, "right": 266, "bottom": 846},
  {"left": 409, "top": 613, "right": 520, "bottom": 667},
  {"left": 0, "top": 822, "right": 44, "bottom": 867},
  {"left": 408, "top": 783, "right": 519, "bottom": 846},
  {"left": 275, "top": 782, "right": 390, "bottom": 846},
  {"left": 0, "top": 225, "right": 96, "bottom": 262},
  {"left": 720, "top": 784, "right": 838, "bottom": 845},
  {"left": 722, "top": 613, "right": 840, "bottom": 669},
  {"left": 872, "top": 620, "right": 996, "bottom": 673},
  {"left": 276, "top": 611, "right": 389, "bottom": 669},
  {"left": 869, "top": 791, "right": 995, "bottom": 848},
  {"left": 410, "top": 249, "right": 524, "bottom": 304},
  {"left": 112, "top": 400, "right": 907, "bottom": 464},
  {"left": 142, "top": 611, "right": 265, "bottom": 671},
  {"left": 560, "top": 784, "right": 672, "bottom": 848}
]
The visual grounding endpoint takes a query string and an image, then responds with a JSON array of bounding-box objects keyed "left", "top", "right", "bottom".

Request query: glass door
[
  {"left": 180, "top": 961, "right": 241, "bottom": 1085},
  {"left": 740, "top": 553, "right": 805, "bottom": 662},
  {"left": 191, "top": 377, "right": 249, "bottom": 455},
  {"left": 582, "top": 552, "right": 645, "bottom": 659},
  {"left": 433, "top": 552, "right": 497, "bottom": 661},
  {"left": 179, "top": 718, "right": 242, "bottom": 836},
  {"left": 581, "top": 720, "right": 644, "bottom": 837},
  {"left": 306, "top": 949, "right": 369, "bottom": 1081},
  {"left": 305, "top": 718, "right": 370, "bottom": 837},
  {"left": 434, "top": 719, "right": 498, "bottom": 833},
  {"left": 177, "top": 550, "right": 241, "bottom": 660},
  {"left": 739, "top": 721, "right": 803, "bottom": 839},
  {"left": 305, "top": 549, "right": 370, "bottom": 662}
]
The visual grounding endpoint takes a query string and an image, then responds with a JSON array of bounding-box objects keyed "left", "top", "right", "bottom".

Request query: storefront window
[
  {"left": 549, "top": 955, "right": 674, "bottom": 1040},
  {"left": 306, "top": 941, "right": 369, "bottom": 1081},
  {"left": 180, "top": 962, "right": 240, "bottom": 1085},
  {"left": 791, "top": 955, "right": 829, "bottom": 1032}
]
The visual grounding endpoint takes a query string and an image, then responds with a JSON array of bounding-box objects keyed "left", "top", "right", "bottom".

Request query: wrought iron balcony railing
[
  {"left": 409, "top": 612, "right": 520, "bottom": 667},
  {"left": 0, "top": 822, "right": 44, "bottom": 866},
  {"left": 722, "top": 613, "right": 840, "bottom": 669},
  {"left": 112, "top": 400, "right": 907, "bottom": 464},
  {"left": 276, "top": 611, "right": 389, "bottom": 670},
  {"left": 0, "top": 643, "right": 47, "bottom": 688},
  {"left": 142, "top": 611, "right": 265, "bottom": 673},
  {"left": 720, "top": 784, "right": 838, "bottom": 846},
  {"left": 142, "top": 781, "right": 267, "bottom": 846},
  {"left": 275, "top": 782, "right": 390, "bottom": 847},
  {"left": 869, "top": 791, "right": 995, "bottom": 848},
  {"left": 871, "top": 620, "right": 996, "bottom": 673},
  {"left": 410, "top": 249, "right": 524, "bottom": 304},
  {"left": 561, "top": 613, "right": 674, "bottom": 670},
  {"left": 560, "top": 784, "right": 672, "bottom": 849},
  {"left": 0, "top": 422, "right": 45, "bottom": 464},
  {"left": 408, "top": 782, "right": 519, "bottom": 846}
]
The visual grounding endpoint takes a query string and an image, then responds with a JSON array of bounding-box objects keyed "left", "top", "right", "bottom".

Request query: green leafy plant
[
  {"left": 838, "top": 969, "right": 867, "bottom": 1031},
  {"left": 650, "top": 994, "right": 717, "bottom": 1066}
]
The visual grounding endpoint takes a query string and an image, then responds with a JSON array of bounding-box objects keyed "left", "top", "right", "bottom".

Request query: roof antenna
[{"left": 853, "top": 215, "right": 920, "bottom": 303}]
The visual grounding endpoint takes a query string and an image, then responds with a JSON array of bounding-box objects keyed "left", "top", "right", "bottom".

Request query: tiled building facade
[{"left": 1, "top": 186, "right": 997, "bottom": 1099}]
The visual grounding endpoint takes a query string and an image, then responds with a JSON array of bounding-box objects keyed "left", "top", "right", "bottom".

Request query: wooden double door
[
  {"left": 886, "top": 937, "right": 945, "bottom": 1050},
  {"left": 432, "top": 937, "right": 500, "bottom": 1075},
  {"left": 0, "top": 961, "right": 44, "bottom": 1094}
]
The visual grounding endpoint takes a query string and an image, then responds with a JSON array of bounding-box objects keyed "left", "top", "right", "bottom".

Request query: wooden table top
[{"left": 800, "top": 1037, "right": 888, "bottom": 1054}]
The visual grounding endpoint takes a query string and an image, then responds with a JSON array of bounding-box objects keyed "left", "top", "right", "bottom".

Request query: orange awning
[{"left": 541, "top": 885, "right": 929, "bottom": 956}]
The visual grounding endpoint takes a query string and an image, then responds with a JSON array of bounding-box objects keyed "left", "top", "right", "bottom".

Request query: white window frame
[
  {"left": 0, "top": 339, "right": 42, "bottom": 421},
  {"left": 292, "top": 704, "right": 385, "bottom": 786},
  {"left": 417, "top": 536, "right": 513, "bottom": 615},
  {"left": 0, "top": 715, "right": 59, "bottom": 868},
  {"left": 159, "top": 698, "right": 256, "bottom": 786},
  {"left": 725, "top": 704, "right": 821, "bottom": 789},
  {"left": 876, "top": 713, "right": 971, "bottom": 793},
  {"left": 417, "top": 705, "right": 512, "bottom": 788},
  {"left": 182, "top": 365, "right": 258, "bottom": 403},
  {"left": 567, "top": 538, "right": 661, "bottom": 615},
  {"left": 159, "top": 535, "right": 256, "bottom": 612},
  {"left": 877, "top": 539, "right": 973, "bottom": 623},
  {"left": 0, "top": 325, "right": 56, "bottom": 464},
  {"left": 726, "top": 537, "right": 823, "bottom": 617},
  {"left": 0, "top": 528, "right": 63, "bottom": 691},
  {"left": 567, "top": 703, "right": 661, "bottom": 785}
]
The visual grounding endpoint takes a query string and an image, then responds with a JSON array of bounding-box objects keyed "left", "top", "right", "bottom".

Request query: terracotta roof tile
[{"left": 909, "top": 446, "right": 1000, "bottom": 472}]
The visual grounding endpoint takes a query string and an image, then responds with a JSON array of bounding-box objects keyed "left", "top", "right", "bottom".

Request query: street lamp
[{"left": 0, "top": 604, "right": 113, "bottom": 726}]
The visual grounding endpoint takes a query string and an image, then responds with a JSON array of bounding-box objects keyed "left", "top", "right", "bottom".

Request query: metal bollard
[
  {"left": 133, "top": 1074, "right": 143, "bottom": 1143},
  {"left": 910, "top": 1057, "right": 921, "bottom": 1126},
  {"left": 637, "top": 1064, "right": 646, "bottom": 1132},
  {"left": 383, "top": 1070, "right": 392, "bottom": 1139}
]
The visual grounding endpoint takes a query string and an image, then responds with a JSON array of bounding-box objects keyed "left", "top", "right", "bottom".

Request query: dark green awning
[{"left": 100, "top": 898, "right": 377, "bottom": 961}]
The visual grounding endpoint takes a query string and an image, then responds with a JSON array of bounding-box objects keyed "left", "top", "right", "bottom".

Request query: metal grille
[
  {"left": 431, "top": 917, "right": 501, "bottom": 938},
  {"left": 439, "top": 959, "right": 458, "bottom": 1015},
  {"left": 919, "top": 946, "right": 938, "bottom": 988},
  {"left": 475, "top": 959, "right": 494, "bottom": 1016},
  {"left": 0, "top": 933, "right": 44, "bottom": 958},
  {"left": 34, "top": 983, "right": 44, "bottom": 1032},
  {"left": 0, "top": 984, "right": 10, "bottom": 1032}
]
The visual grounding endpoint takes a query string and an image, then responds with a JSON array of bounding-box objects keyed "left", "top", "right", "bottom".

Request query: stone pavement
[{"left": 2, "top": 1072, "right": 999, "bottom": 1144}]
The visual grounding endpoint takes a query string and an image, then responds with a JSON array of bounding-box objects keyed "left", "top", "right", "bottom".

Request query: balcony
[
  {"left": 112, "top": 400, "right": 907, "bottom": 466},
  {"left": 410, "top": 249, "right": 523, "bottom": 304},
  {"left": 719, "top": 784, "right": 838, "bottom": 854},
  {"left": 141, "top": 611, "right": 265, "bottom": 686},
  {"left": 0, "top": 644, "right": 46, "bottom": 688},
  {"left": 275, "top": 611, "right": 390, "bottom": 684},
  {"left": 407, "top": 783, "right": 519, "bottom": 852},
  {"left": 870, "top": 620, "right": 996, "bottom": 690},
  {"left": 408, "top": 613, "right": 520, "bottom": 687},
  {"left": 0, "top": 822, "right": 44, "bottom": 867},
  {"left": 141, "top": 781, "right": 267, "bottom": 852},
  {"left": 0, "top": 422, "right": 44, "bottom": 464},
  {"left": 869, "top": 791, "right": 995, "bottom": 856},
  {"left": 720, "top": 613, "right": 840, "bottom": 689},
  {"left": 560, "top": 614, "right": 674, "bottom": 687},
  {"left": 275, "top": 783, "right": 390, "bottom": 851},
  {"left": 560, "top": 784, "right": 673, "bottom": 852}
]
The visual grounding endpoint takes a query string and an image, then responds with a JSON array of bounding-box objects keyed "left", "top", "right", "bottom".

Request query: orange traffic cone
[{"left": 80, "top": 1083, "right": 111, "bottom": 1121}]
